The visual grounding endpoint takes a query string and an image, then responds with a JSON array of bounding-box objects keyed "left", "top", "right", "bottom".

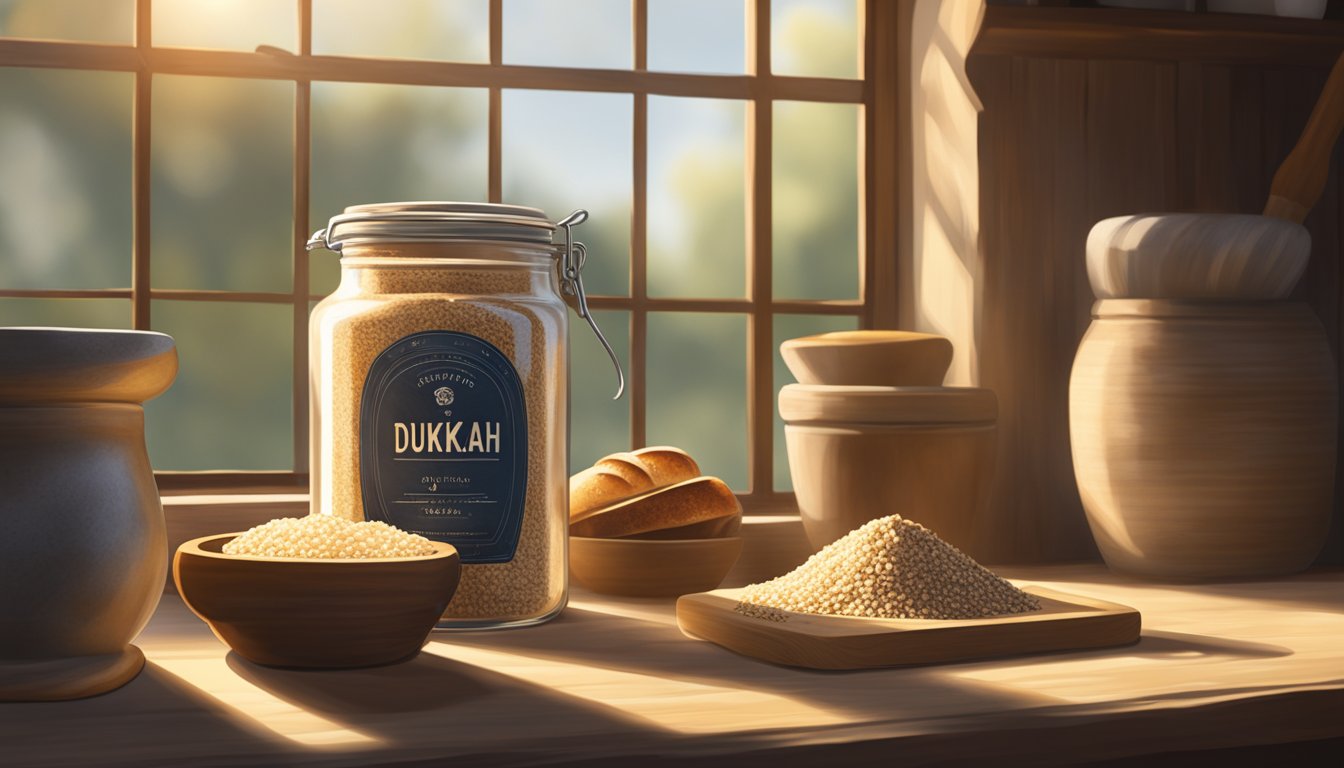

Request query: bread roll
[
  {"left": 569, "top": 476, "right": 741, "bottom": 539},
  {"left": 569, "top": 446, "right": 701, "bottom": 520},
  {"left": 568, "top": 452, "right": 658, "bottom": 518},
  {"left": 629, "top": 446, "right": 700, "bottom": 486}
]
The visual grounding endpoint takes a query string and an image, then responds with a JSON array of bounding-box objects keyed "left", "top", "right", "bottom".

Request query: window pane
[
  {"left": 0, "top": 69, "right": 131, "bottom": 290},
  {"left": 771, "top": 0, "right": 859, "bottom": 79},
  {"left": 648, "top": 97, "right": 745, "bottom": 299},
  {"left": 147, "top": 300, "right": 292, "bottom": 470},
  {"left": 503, "top": 0, "right": 630, "bottom": 70},
  {"left": 0, "top": 0, "right": 132, "bottom": 43},
  {"left": 772, "top": 313, "right": 859, "bottom": 491},
  {"left": 154, "top": 0, "right": 296, "bottom": 51},
  {"left": 570, "top": 309, "right": 629, "bottom": 473},
  {"left": 648, "top": 0, "right": 744, "bottom": 75},
  {"left": 313, "top": 0, "right": 488, "bottom": 62},
  {"left": 0, "top": 298, "right": 130, "bottom": 329},
  {"left": 772, "top": 100, "right": 859, "bottom": 300},
  {"left": 647, "top": 312, "right": 747, "bottom": 491},
  {"left": 503, "top": 90, "right": 630, "bottom": 297},
  {"left": 152, "top": 76, "right": 293, "bottom": 293},
  {"left": 310, "top": 82, "right": 488, "bottom": 296}
]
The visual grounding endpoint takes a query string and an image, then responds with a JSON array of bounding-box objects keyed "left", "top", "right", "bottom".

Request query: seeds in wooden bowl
[
  {"left": 222, "top": 514, "right": 436, "bottom": 559},
  {"left": 736, "top": 515, "right": 1039, "bottom": 621}
]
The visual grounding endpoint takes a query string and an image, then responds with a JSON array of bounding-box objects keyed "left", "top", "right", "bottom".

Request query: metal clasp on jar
[{"left": 557, "top": 210, "right": 625, "bottom": 400}]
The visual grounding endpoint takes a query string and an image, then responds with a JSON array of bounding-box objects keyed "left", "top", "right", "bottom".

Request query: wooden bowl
[
  {"left": 1086, "top": 213, "right": 1311, "bottom": 299},
  {"left": 174, "top": 534, "right": 460, "bottom": 669},
  {"left": 780, "top": 331, "right": 953, "bottom": 386},
  {"left": 569, "top": 536, "right": 742, "bottom": 598}
]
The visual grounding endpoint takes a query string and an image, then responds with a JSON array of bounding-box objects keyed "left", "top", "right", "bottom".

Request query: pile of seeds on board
[
  {"left": 318, "top": 255, "right": 566, "bottom": 621},
  {"left": 222, "top": 514, "right": 436, "bottom": 559},
  {"left": 736, "top": 515, "right": 1040, "bottom": 622}
]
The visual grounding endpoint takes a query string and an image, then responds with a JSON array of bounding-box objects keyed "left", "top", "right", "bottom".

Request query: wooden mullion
[
  {"left": 0, "top": 290, "right": 866, "bottom": 314},
  {"left": 631, "top": 0, "right": 648, "bottom": 449},
  {"left": 488, "top": 0, "right": 502, "bottom": 202},
  {"left": 0, "top": 40, "right": 863, "bottom": 103},
  {"left": 156, "top": 471, "right": 308, "bottom": 492},
  {"left": 863, "top": 0, "right": 904, "bottom": 329},
  {"left": 746, "top": 0, "right": 773, "bottom": 499},
  {"left": 131, "top": 0, "right": 151, "bottom": 330},
  {"left": 585, "top": 296, "right": 864, "bottom": 314},
  {"left": 488, "top": 90, "right": 502, "bottom": 202},
  {"left": 147, "top": 289, "right": 297, "bottom": 303},
  {"left": 293, "top": 0, "right": 313, "bottom": 474},
  {"left": 0, "top": 39, "right": 141, "bottom": 70},
  {"left": 771, "top": 300, "right": 865, "bottom": 315},
  {"left": 0, "top": 289, "right": 134, "bottom": 299}
]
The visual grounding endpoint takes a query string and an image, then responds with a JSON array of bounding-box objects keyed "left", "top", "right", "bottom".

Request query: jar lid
[
  {"left": 778, "top": 384, "right": 997, "bottom": 425},
  {"left": 308, "top": 201, "right": 557, "bottom": 251},
  {"left": 307, "top": 202, "right": 627, "bottom": 399}
]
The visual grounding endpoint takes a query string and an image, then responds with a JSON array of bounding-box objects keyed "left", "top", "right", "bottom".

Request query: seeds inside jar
[{"left": 313, "top": 249, "right": 567, "bottom": 626}]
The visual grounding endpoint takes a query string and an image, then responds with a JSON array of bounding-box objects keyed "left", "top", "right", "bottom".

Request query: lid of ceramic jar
[{"left": 778, "top": 384, "right": 997, "bottom": 425}]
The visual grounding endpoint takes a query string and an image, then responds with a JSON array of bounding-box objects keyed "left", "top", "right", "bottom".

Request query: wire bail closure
[
  {"left": 557, "top": 210, "right": 625, "bottom": 400},
  {"left": 306, "top": 227, "right": 338, "bottom": 252}
]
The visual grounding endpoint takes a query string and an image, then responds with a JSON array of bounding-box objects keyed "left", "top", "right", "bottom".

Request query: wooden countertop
[{"left": 3, "top": 564, "right": 1342, "bottom": 767}]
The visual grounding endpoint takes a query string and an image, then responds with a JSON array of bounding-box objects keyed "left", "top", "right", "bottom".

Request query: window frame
[{"left": 0, "top": 0, "right": 901, "bottom": 512}]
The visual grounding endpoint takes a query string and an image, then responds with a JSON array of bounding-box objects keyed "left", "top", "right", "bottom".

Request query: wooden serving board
[{"left": 676, "top": 585, "right": 1140, "bottom": 670}]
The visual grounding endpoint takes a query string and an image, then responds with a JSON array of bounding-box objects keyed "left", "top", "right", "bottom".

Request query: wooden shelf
[
  {"left": 976, "top": 6, "right": 1344, "bottom": 66},
  {"left": 3, "top": 565, "right": 1342, "bottom": 766}
]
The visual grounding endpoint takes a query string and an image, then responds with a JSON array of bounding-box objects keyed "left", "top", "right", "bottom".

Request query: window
[{"left": 0, "top": 0, "right": 893, "bottom": 511}]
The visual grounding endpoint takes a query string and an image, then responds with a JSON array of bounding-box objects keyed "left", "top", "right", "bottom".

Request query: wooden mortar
[
  {"left": 0, "top": 328, "right": 177, "bottom": 700},
  {"left": 1070, "top": 53, "right": 1344, "bottom": 579}
]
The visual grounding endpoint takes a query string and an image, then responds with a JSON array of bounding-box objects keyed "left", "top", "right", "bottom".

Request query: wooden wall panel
[
  {"left": 969, "top": 52, "right": 1344, "bottom": 565},
  {"left": 972, "top": 55, "right": 1093, "bottom": 562}
]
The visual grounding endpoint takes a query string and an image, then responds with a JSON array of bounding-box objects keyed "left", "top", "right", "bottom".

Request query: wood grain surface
[
  {"left": 5, "top": 565, "right": 1340, "bottom": 767},
  {"left": 676, "top": 585, "right": 1140, "bottom": 671}
]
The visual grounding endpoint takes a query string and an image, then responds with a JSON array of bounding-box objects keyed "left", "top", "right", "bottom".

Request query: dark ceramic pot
[{"left": 0, "top": 328, "right": 177, "bottom": 700}]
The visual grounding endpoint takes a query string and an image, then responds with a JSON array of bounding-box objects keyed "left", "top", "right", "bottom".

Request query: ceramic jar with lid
[{"left": 778, "top": 331, "right": 999, "bottom": 559}]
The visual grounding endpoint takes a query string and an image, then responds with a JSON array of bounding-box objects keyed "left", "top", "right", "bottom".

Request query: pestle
[{"left": 1264, "top": 52, "right": 1344, "bottom": 223}]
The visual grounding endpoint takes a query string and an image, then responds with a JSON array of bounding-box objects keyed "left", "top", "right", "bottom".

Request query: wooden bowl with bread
[{"left": 569, "top": 447, "right": 743, "bottom": 597}]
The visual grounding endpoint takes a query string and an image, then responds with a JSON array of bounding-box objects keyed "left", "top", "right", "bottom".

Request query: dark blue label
[{"left": 359, "top": 330, "right": 528, "bottom": 563}]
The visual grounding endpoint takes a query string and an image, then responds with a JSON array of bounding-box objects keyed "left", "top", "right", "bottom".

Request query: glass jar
[{"left": 306, "top": 202, "right": 622, "bottom": 630}]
